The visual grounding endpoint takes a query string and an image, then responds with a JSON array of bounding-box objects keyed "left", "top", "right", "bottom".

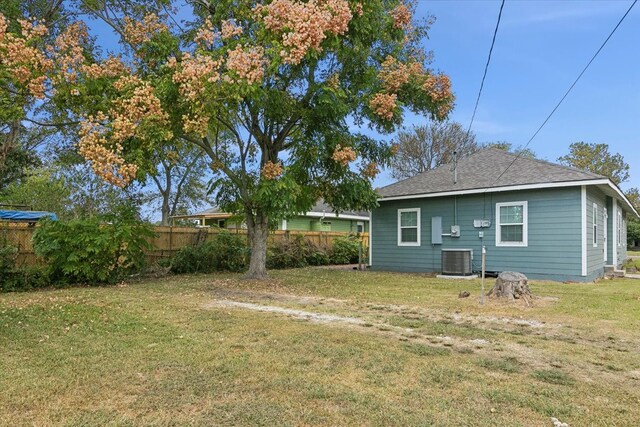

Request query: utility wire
[
  {"left": 489, "top": 0, "right": 637, "bottom": 187},
  {"left": 466, "top": 0, "right": 506, "bottom": 138}
]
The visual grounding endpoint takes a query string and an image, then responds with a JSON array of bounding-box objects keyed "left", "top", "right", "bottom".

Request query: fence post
[{"left": 169, "top": 226, "right": 173, "bottom": 255}]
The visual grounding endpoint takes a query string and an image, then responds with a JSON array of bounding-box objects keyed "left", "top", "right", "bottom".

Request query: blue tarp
[{"left": 0, "top": 210, "right": 58, "bottom": 222}]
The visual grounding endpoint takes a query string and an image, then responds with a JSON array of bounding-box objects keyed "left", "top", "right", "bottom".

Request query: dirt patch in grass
[
  {"left": 207, "top": 280, "right": 634, "bottom": 350},
  {"left": 205, "top": 299, "right": 490, "bottom": 355},
  {"left": 207, "top": 300, "right": 366, "bottom": 325},
  {"left": 207, "top": 274, "right": 640, "bottom": 387},
  {"left": 204, "top": 295, "right": 638, "bottom": 392},
  {"left": 209, "top": 280, "right": 560, "bottom": 331}
]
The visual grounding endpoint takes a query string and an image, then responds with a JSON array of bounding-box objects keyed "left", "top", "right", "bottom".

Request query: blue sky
[{"left": 371, "top": 0, "right": 639, "bottom": 192}]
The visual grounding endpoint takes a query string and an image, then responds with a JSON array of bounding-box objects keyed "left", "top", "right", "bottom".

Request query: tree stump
[{"left": 487, "top": 271, "right": 533, "bottom": 305}]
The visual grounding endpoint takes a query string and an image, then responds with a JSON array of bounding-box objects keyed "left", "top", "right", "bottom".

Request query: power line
[
  {"left": 466, "top": 0, "right": 506, "bottom": 137},
  {"left": 490, "top": 0, "right": 637, "bottom": 187}
]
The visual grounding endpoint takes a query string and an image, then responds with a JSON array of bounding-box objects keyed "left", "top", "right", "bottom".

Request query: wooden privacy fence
[
  {"left": 1, "top": 223, "right": 369, "bottom": 267},
  {"left": 1, "top": 223, "right": 40, "bottom": 267}
]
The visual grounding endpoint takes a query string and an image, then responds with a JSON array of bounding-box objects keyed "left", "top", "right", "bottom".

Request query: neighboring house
[
  {"left": 171, "top": 200, "right": 369, "bottom": 233},
  {"left": 370, "top": 148, "right": 638, "bottom": 282},
  {"left": 0, "top": 205, "right": 58, "bottom": 225}
]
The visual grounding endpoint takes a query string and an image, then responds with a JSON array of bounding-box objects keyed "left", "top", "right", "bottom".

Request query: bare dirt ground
[{"left": 203, "top": 282, "right": 640, "bottom": 388}]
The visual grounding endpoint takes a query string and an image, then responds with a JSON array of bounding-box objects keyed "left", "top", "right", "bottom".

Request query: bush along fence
[{"left": 1, "top": 221, "right": 369, "bottom": 291}]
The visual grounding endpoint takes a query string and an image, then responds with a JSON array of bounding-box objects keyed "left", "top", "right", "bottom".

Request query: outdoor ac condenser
[{"left": 441, "top": 249, "right": 473, "bottom": 276}]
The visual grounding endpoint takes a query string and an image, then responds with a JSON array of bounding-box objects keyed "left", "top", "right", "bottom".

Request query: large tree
[
  {"left": 389, "top": 121, "right": 477, "bottom": 180},
  {"left": 0, "top": 161, "right": 146, "bottom": 220},
  {"left": 0, "top": 167, "right": 72, "bottom": 215},
  {"left": 558, "top": 142, "right": 630, "bottom": 185},
  {"left": 625, "top": 187, "right": 639, "bottom": 248},
  {"left": 1, "top": 1, "right": 454, "bottom": 278}
]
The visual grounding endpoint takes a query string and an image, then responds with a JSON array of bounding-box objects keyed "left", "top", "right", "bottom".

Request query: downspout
[
  {"left": 453, "top": 151, "right": 458, "bottom": 225},
  {"left": 454, "top": 196, "right": 458, "bottom": 226}
]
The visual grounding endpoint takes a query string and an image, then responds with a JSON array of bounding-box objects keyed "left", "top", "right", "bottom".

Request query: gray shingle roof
[
  {"left": 308, "top": 200, "right": 369, "bottom": 218},
  {"left": 378, "top": 147, "right": 605, "bottom": 198}
]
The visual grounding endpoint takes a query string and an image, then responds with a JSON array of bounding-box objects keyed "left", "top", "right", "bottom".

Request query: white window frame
[
  {"left": 356, "top": 221, "right": 365, "bottom": 233},
  {"left": 397, "top": 208, "right": 421, "bottom": 246},
  {"left": 496, "top": 201, "right": 528, "bottom": 247},
  {"left": 593, "top": 203, "right": 598, "bottom": 247}
]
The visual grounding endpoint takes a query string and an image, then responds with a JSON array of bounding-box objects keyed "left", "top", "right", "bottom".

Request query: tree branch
[{"left": 23, "top": 117, "right": 80, "bottom": 128}]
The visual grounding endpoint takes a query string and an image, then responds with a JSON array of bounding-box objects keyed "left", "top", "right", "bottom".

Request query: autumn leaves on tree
[{"left": 0, "top": 0, "right": 454, "bottom": 278}]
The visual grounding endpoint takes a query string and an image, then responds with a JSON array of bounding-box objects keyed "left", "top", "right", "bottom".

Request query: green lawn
[{"left": 2, "top": 269, "right": 640, "bottom": 426}]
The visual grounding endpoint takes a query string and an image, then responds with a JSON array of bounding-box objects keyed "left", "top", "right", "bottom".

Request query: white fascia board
[
  {"left": 378, "top": 179, "right": 609, "bottom": 202},
  {"left": 304, "top": 212, "right": 370, "bottom": 221},
  {"left": 581, "top": 186, "right": 587, "bottom": 276},
  {"left": 605, "top": 182, "right": 639, "bottom": 218},
  {"left": 378, "top": 178, "right": 639, "bottom": 218}
]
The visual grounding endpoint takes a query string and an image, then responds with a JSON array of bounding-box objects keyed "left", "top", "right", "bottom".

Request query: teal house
[{"left": 370, "top": 148, "right": 638, "bottom": 282}]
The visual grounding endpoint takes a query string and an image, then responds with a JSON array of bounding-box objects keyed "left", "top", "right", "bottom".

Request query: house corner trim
[
  {"left": 581, "top": 186, "right": 587, "bottom": 276},
  {"left": 612, "top": 199, "right": 618, "bottom": 267}
]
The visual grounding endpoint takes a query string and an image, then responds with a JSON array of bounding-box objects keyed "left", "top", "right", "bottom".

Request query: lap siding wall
[{"left": 371, "top": 187, "right": 587, "bottom": 281}]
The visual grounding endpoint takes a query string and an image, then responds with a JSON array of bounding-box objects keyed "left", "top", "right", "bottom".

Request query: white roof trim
[
  {"left": 305, "top": 211, "right": 369, "bottom": 221},
  {"left": 378, "top": 179, "right": 639, "bottom": 218},
  {"left": 605, "top": 181, "right": 639, "bottom": 218}
]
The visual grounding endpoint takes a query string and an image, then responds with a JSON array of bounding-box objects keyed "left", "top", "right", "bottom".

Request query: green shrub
[
  {"left": 0, "top": 242, "right": 17, "bottom": 280},
  {"left": 330, "top": 234, "right": 362, "bottom": 264},
  {"left": 0, "top": 240, "right": 50, "bottom": 292},
  {"left": 170, "top": 244, "right": 205, "bottom": 274},
  {"left": 267, "top": 235, "right": 329, "bottom": 269},
  {"left": 305, "top": 242, "right": 331, "bottom": 266},
  {"left": 170, "top": 231, "right": 248, "bottom": 274},
  {"left": 1, "top": 266, "right": 50, "bottom": 292},
  {"left": 33, "top": 218, "right": 155, "bottom": 285}
]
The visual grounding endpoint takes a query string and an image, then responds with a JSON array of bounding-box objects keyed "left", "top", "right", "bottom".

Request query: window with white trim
[
  {"left": 593, "top": 203, "right": 598, "bottom": 247},
  {"left": 496, "top": 202, "right": 528, "bottom": 247},
  {"left": 398, "top": 208, "right": 420, "bottom": 246}
]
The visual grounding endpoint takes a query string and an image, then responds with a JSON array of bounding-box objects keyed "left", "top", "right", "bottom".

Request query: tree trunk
[
  {"left": 159, "top": 163, "right": 172, "bottom": 226},
  {"left": 487, "top": 271, "right": 533, "bottom": 305},
  {"left": 160, "top": 196, "right": 170, "bottom": 226},
  {"left": 244, "top": 209, "right": 269, "bottom": 280}
]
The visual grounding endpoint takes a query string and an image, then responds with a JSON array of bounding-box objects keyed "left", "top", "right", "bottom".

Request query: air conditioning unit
[{"left": 441, "top": 249, "right": 473, "bottom": 276}]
